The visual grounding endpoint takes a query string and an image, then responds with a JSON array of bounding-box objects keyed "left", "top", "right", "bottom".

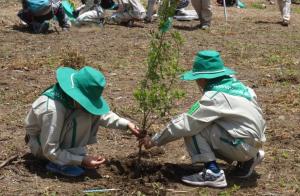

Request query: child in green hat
[
  {"left": 139, "top": 50, "right": 266, "bottom": 188},
  {"left": 25, "top": 66, "right": 140, "bottom": 177}
]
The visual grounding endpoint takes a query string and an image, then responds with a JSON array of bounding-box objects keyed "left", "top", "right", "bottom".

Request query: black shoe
[{"left": 282, "top": 20, "right": 289, "bottom": 26}]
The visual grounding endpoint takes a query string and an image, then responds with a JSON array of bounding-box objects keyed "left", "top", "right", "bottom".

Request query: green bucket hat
[
  {"left": 56, "top": 66, "right": 110, "bottom": 115},
  {"left": 181, "top": 50, "right": 236, "bottom": 80}
]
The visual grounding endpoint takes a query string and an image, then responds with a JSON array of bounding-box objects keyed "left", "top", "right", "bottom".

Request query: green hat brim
[
  {"left": 56, "top": 67, "right": 110, "bottom": 115},
  {"left": 180, "top": 67, "right": 236, "bottom": 80}
]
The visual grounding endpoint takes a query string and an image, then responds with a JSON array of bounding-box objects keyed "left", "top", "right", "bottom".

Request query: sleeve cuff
[
  {"left": 73, "top": 155, "right": 85, "bottom": 166},
  {"left": 118, "top": 118, "right": 130, "bottom": 130},
  {"left": 151, "top": 133, "right": 162, "bottom": 146}
]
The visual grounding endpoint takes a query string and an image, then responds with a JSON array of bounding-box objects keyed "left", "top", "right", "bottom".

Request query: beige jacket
[
  {"left": 25, "top": 95, "right": 129, "bottom": 166},
  {"left": 152, "top": 89, "right": 266, "bottom": 146}
]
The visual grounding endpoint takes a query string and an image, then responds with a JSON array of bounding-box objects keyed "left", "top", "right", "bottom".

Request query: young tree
[{"left": 134, "top": 0, "right": 185, "bottom": 160}]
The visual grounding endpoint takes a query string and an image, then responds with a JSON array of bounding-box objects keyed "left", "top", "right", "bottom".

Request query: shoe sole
[
  {"left": 182, "top": 179, "right": 227, "bottom": 188},
  {"left": 239, "top": 150, "right": 265, "bottom": 178}
]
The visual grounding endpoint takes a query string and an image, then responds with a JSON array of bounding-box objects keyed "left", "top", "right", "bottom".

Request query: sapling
[{"left": 134, "top": 0, "right": 185, "bottom": 163}]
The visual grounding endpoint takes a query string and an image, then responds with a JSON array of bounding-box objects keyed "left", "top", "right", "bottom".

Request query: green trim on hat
[
  {"left": 56, "top": 66, "right": 110, "bottom": 115},
  {"left": 181, "top": 50, "right": 236, "bottom": 80}
]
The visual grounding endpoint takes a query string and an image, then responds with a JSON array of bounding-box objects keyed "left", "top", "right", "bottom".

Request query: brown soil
[{"left": 0, "top": 0, "right": 300, "bottom": 195}]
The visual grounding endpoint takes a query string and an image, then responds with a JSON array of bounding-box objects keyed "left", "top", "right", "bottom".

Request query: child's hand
[
  {"left": 139, "top": 135, "right": 155, "bottom": 149},
  {"left": 82, "top": 155, "right": 106, "bottom": 169},
  {"left": 127, "top": 122, "right": 141, "bottom": 137}
]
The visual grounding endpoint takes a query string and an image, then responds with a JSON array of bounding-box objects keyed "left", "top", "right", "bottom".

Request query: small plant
[
  {"left": 134, "top": 0, "right": 184, "bottom": 132},
  {"left": 293, "top": 7, "right": 300, "bottom": 14},
  {"left": 60, "top": 50, "right": 87, "bottom": 69},
  {"left": 136, "top": 191, "right": 146, "bottom": 196},
  {"left": 275, "top": 67, "right": 300, "bottom": 85},
  {"left": 133, "top": 0, "right": 185, "bottom": 162},
  {"left": 198, "top": 187, "right": 209, "bottom": 196},
  {"left": 152, "top": 182, "right": 163, "bottom": 195},
  {"left": 282, "top": 151, "right": 289, "bottom": 159}
]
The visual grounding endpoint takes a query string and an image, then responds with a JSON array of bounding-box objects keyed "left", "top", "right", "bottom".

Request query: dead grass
[{"left": 0, "top": 0, "right": 300, "bottom": 195}]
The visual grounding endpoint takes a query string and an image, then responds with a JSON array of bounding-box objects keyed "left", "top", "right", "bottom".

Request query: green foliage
[
  {"left": 134, "top": 0, "right": 185, "bottom": 130},
  {"left": 198, "top": 187, "right": 209, "bottom": 195},
  {"left": 293, "top": 7, "right": 300, "bottom": 14},
  {"left": 250, "top": 2, "right": 266, "bottom": 9},
  {"left": 282, "top": 151, "right": 289, "bottom": 159},
  {"left": 158, "top": 0, "right": 177, "bottom": 32},
  {"left": 152, "top": 182, "right": 164, "bottom": 195},
  {"left": 136, "top": 191, "right": 146, "bottom": 196},
  {"left": 60, "top": 50, "right": 87, "bottom": 69},
  {"left": 218, "top": 184, "right": 240, "bottom": 196}
]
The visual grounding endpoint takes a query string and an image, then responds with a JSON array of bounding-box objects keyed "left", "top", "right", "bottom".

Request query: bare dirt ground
[{"left": 0, "top": 0, "right": 300, "bottom": 195}]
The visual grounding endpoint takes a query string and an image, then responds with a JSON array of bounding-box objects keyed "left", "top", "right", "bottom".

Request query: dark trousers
[{"left": 18, "top": 0, "right": 68, "bottom": 28}]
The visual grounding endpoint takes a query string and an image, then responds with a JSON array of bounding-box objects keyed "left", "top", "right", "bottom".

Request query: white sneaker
[{"left": 181, "top": 169, "right": 227, "bottom": 188}]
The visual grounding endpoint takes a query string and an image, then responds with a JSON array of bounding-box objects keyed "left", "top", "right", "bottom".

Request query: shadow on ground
[
  {"left": 21, "top": 153, "right": 102, "bottom": 182},
  {"left": 11, "top": 24, "right": 56, "bottom": 34}
]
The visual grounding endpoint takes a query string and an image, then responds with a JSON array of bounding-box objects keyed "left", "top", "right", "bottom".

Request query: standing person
[
  {"left": 190, "top": 0, "right": 212, "bottom": 29},
  {"left": 18, "top": 0, "right": 71, "bottom": 33},
  {"left": 277, "top": 0, "right": 291, "bottom": 26},
  {"left": 140, "top": 50, "right": 266, "bottom": 188},
  {"left": 25, "top": 66, "right": 140, "bottom": 177}
]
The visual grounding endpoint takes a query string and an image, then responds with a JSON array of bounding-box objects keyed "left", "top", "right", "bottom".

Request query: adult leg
[
  {"left": 200, "top": 0, "right": 212, "bottom": 26},
  {"left": 145, "top": 0, "right": 156, "bottom": 22},
  {"left": 191, "top": 0, "right": 203, "bottom": 23},
  {"left": 277, "top": 0, "right": 291, "bottom": 25},
  {"left": 282, "top": 0, "right": 291, "bottom": 22}
]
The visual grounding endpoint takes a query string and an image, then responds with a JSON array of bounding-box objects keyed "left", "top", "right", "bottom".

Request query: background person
[{"left": 18, "top": 0, "right": 71, "bottom": 33}]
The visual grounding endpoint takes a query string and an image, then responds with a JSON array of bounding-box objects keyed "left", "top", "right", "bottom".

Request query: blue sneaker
[{"left": 46, "top": 162, "right": 85, "bottom": 177}]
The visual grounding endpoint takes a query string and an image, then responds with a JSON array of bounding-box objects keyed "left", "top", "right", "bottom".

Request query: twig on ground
[
  {"left": 0, "top": 137, "right": 11, "bottom": 142},
  {"left": 0, "top": 155, "right": 18, "bottom": 169},
  {"left": 165, "top": 189, "right": 188, "bottom": 193},
  {"left": 83, "top": 188, "right": 120, "bottom": 193},
  {"left": 54, "top": 26, "right": 60, "bottom": 34},
  {"left": 164, "top": 188, "right": 197, "bottom": 193}
]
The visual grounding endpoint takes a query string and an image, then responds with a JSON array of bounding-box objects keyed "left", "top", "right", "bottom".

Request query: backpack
[{"left": 27, "top": 0, "right": 52, "bottom": 15}]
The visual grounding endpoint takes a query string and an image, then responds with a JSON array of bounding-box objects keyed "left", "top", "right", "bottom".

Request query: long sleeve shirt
[
  {"left": 152, "top": 90, "right": 266, "bottom": 146},
  {"left": 25, "top": 95, "right": 129, "bottom": 166}
]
